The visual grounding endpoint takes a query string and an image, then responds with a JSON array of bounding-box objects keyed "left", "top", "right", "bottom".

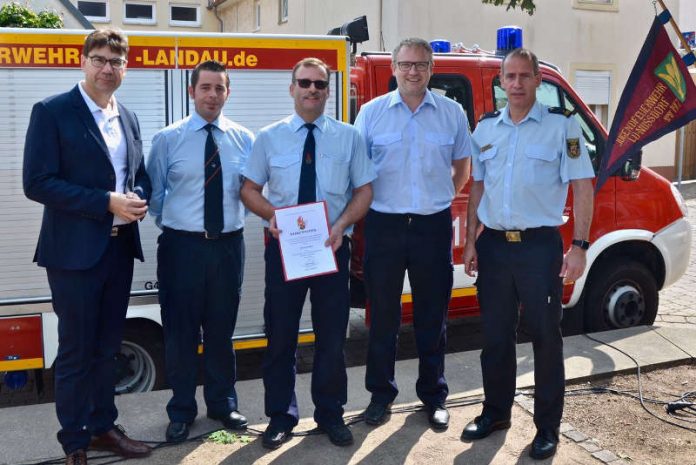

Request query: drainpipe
[{"left": 207, "top": 0, "right": 228, "bottom": 32}]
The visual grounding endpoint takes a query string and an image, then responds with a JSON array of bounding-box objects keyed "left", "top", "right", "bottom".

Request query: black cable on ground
[{"left": 576, "top": 333, "right": 696, "bottom": 432}]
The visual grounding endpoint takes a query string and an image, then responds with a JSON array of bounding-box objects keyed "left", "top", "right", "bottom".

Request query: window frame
[
  {"left": 123, "top": 1, "right": 157, "bottom": 25},
  {"left": 573, "top": 0, "right": 619, "bottom": 12},
  {"left": 169, "top": 3, "right": 200, "bottom": 27},
  {"left": 254, "top": 0, "right": 261, "bottom": 31},
  {"left": 278, "top": 0, "right": 288, "bottom": 24},
  {"left": 77, "top": 0, "right": 109, "bottom": 23}
]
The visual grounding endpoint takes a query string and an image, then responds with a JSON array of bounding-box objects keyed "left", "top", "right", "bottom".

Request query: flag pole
[{"left": 655, "top": 0, "right": 695, "bottom": 57}]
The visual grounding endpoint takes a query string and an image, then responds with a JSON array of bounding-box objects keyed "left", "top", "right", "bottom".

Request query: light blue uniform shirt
[
  {"left": 353, "top": 89, "right": 472, "bottom": 215},
  {"left": 147, "top": 111, "right": 254, "bottom": 232},
  {"left": 242, "top": 113, "right": 375, "bottom": 233},
  {"left": 472, "top": 101, "right": 595, "bottom": 230}
]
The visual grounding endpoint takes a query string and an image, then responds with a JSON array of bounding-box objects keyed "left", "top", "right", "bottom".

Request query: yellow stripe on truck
[
  {"left": 0, "top": 357, "right": 44, "bottom": 371},
  {"left": 401, "top": 286, "right": 477, "bottom": 304},
  {"left": 197, "top": 333, "right": 316, "bottom": 353}
]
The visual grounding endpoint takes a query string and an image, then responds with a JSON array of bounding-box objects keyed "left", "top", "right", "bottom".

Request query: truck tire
[
  {"left": 115, "top": 323, "right": 166, "bottom": 394},
  {"left": 584, "top": 259, "right": 658, "bottom": 332}
]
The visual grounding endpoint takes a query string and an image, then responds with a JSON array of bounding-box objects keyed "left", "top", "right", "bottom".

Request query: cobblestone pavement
[{"left": 656, "top": 183, "right": 696, "bottom": 327}]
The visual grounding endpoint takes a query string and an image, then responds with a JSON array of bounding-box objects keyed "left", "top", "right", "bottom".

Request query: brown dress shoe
[
  {"left": 65, "top": 449, "right": 87, "bottom": 465},
  {"left": 89, "top": 426, "right": 152, "bottom": 458}
]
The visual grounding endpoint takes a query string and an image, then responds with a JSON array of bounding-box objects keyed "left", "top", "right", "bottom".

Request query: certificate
[{"left": 275, "top": 201, "right": 338, "bottom": 281}]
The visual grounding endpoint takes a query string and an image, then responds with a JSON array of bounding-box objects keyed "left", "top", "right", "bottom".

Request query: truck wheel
[
  {"left": 115, "top": 324, "right": 165, "bottom": 394},
  {"left": 584, "top": 260, "right": 658, "bottom": 332}
]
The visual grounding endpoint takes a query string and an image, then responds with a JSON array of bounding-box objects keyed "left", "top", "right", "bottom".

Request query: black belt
[
  {"left": 110, "top": 224, "right": 133, "bottom": 237},
  {"left": 163, "top": 226, "right": 243, "bottom": 240},
  {"left": 485, "top": 226, "right": 557, "bottom": 242}
]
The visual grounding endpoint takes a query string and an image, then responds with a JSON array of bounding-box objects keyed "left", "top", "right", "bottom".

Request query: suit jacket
[{"left": 23, "top": 85, "right": 151, "bottom": 270}]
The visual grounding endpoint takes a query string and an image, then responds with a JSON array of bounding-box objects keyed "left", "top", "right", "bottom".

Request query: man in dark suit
[{"left": 23, "top": 29, "right": 152, "bottom": 465}]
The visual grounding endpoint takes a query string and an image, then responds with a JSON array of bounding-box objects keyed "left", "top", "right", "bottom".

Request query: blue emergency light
[
  {"left": 430, "top": 40, "right": 451, "bottom": 53},
  {"left": 496, "top": 26, "right": 523, "bottom": 55}
]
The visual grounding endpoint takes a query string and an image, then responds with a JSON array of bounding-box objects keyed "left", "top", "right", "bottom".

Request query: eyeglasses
[
  {"left": 295, "top": 79, "right": 329, "bottom": 90},
  {"left": 88, "top": 55, "right": 127, "bottom": 69},
  {"left": 396, "top": 61, "right": 431, "bottom": 72}
]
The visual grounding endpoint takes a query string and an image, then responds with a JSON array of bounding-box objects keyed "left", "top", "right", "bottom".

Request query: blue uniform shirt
[
  {"left": 472, "top": 101, "right": 595, "bottom": 230},
  {"left": 147, "top": 111, "right": 254, "bottom": 232},
  {"left": 242, "top": 113, "right": 376, "bottom": 232},
  {"left": 354, "top": 89, "right": 472, "bottom": 215}
]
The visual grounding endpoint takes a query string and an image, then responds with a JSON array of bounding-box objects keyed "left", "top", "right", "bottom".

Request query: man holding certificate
[{"left": 241, "top": 58, "right": 375, "bottom": 450}]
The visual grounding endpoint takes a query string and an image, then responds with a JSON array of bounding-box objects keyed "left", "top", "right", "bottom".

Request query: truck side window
[
  {"left": 493, "top": 77, "right": 603, "bottom": 173},
  {"left": 388, "top": 74, "right": 475, "bottom": 131}
]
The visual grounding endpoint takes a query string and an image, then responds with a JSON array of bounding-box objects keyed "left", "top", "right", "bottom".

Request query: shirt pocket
[
  {"left": 268, "top": 153, "right": 301, "bottom": 195},
  {"left": 270, "top": 153, "right": 300, "bottom": 171},
  {"left": 371, "top": 132, "right": 402, "bottom": 173},
  {"left": 318, "top": 152, "right": 350, "bottom": 195},
  {"left": 223, "top": 158, "right": 243, "bottom": 193},
  {"left": 524, "top": 144, "right": 560, "bottom": 183},
  {"left": 423, "top": 132, "right": 454, "bottom": 175}
]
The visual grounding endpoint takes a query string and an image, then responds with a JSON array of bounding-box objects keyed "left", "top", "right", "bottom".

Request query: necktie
[
  {"left": 298, "top": 123, "right": 316, "bottom": 204},
  {"left": 204, "top": 123, "right": 223, "bottom": 235}
]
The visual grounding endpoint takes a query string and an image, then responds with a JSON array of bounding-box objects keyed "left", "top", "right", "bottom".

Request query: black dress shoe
[
  {"left": 320, "top": 423, "right": 354, "bottom": 447},
  {"left": 262, "top": 425, "right": 293, "bottom": 450},
  {"left": 460, "top": 415, "right": 511, "bottom": 440},
  {"left": 208, "top": 411, "right": 248, "bottom": 430},
  {"left": 364, "top": 401, "right": 392, "bottom": 426},
  {"left": 165, "top": 421, "right": 191, "bottom": 443},
  {"left": 529, "top": 428, "right": 559, "bottom": 460},
  {"left": 426, "top": 405, "right": 450, "bottom": 430}
]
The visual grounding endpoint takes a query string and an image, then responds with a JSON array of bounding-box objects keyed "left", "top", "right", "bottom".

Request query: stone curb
[{"left": 514, "top": 394, "right": 633, "bottom": 465}]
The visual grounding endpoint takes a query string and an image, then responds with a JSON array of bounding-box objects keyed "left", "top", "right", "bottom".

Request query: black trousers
[
  {"left": 476, "top": 226, "right": 565, "bottom": 430},
  {"left": 157, "top": 228, "right": 244, "bottom": 423},
  {"left": 262, "top": 236, "right": 350, "bottom": 429},
  {"left": 47, "top": 227, "right": 135, "bottom": 454},
  {"left": 364, "top": 208, "right": 453, "bottom": 407}
]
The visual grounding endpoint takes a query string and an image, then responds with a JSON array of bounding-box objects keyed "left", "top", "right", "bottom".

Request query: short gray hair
[
  {"left": 501, "top": 48, "right": 540, "bottom": 76},
  {"left": 391, "top": 38, "right": 433, "bottom": 64}
]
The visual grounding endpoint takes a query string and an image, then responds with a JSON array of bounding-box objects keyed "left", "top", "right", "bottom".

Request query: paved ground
[
  {"left": 656, "top": 181, "right": 696, "bottom": 327},
  {"left": 1, "top": 325, "right": 694, "bottom": 465}
]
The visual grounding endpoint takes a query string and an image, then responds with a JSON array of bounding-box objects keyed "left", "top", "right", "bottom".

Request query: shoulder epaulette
[
  {"left": 478, "top": 110, "right": 500, "bottom": 122},
  {"left": 548, "top": 107, "right": 576, "bottom": 118}
]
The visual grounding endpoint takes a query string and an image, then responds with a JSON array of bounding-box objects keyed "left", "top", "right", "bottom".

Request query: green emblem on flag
[{"left": 654, "top": 53, "right": 687, "bottom": 102}]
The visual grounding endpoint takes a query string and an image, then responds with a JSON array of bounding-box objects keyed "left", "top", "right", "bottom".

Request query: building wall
[{"left": 216, "top": 0, "right": 693, "bottom": 178}]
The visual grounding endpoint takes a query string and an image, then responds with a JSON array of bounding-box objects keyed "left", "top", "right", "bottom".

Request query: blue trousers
[
  {"left": 364, "top": 208, "right": 453, "bottom": 407},
  {"left": 475, "top": 226, "right": 565, "bottom": 430},
  {"left": 47, "top": 230, "right": 135, "bottom": 454},
  {"left": 262, "top": 236, "right": 350, "bottom": 429},
  {"left": 157, "top": 229, "right": 244, "bottom": 423}
]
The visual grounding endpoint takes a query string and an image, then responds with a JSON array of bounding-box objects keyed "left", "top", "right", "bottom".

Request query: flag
[{"left": 596, "top": 14, "right": 696, "bottom": 191}]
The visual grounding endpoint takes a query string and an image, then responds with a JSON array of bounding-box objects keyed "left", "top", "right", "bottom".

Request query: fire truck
[{"left": 0, "top": 24, "right": 691, "bottom": 396}]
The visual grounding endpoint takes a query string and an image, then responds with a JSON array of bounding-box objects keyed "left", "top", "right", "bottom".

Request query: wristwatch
[{"left": 572, "top": 239, "right": 590, "bottom": 250}]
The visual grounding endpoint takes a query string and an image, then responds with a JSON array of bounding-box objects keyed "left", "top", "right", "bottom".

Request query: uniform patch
[
  {"left": 566, "top": 138, "right": 580, "bottom": 159},
  {"left": 480, "top": 143, "right": 493, "bottom": 153}
]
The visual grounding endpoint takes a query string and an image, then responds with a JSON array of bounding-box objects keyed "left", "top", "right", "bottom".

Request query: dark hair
[
  {"left": 191, "top": 60, "right": 230, "bottom": 88},
  {"left": 83, "top": 28, "right": 129, "bottom": 57},
  {"left": 501, "top": 48, "right": 540, "bottom": 76},
  {"left": 292, "top": 57, "right": 331, "bottom": 82},
  {"left": 391, "top": 38, "right": 433, "bottom": 64}
]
